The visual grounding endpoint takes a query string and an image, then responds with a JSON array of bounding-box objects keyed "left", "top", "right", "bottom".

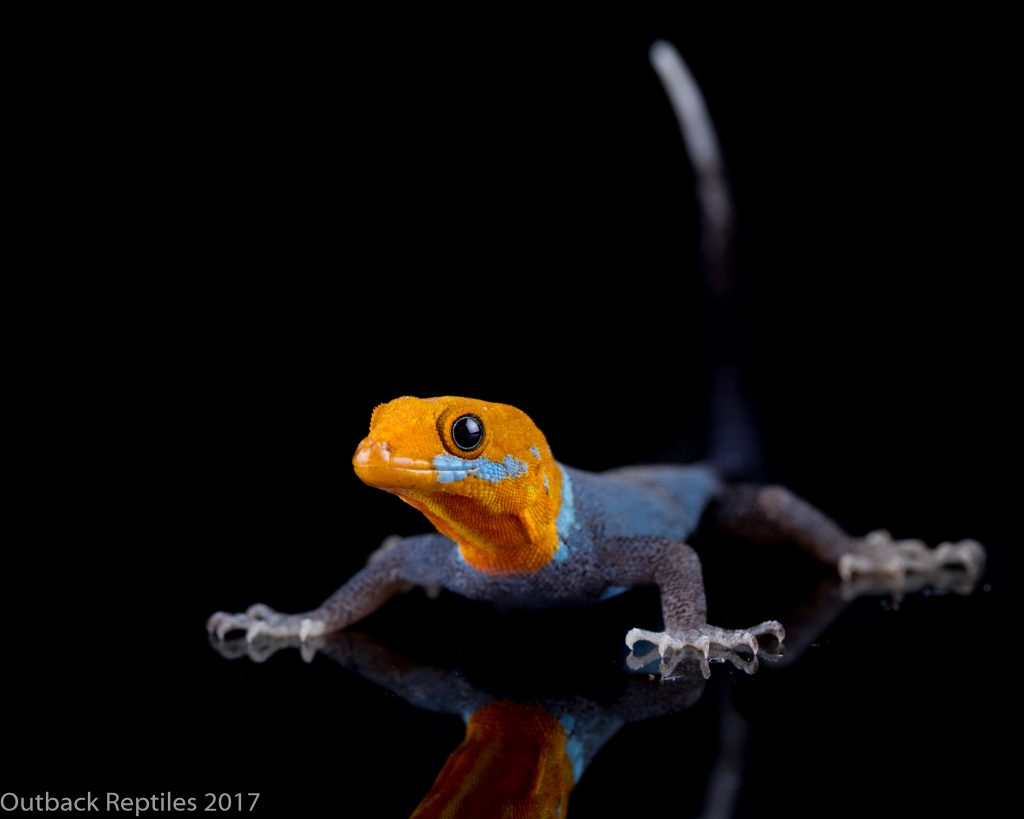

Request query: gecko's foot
[
  {"left": 206, "top": 603, "right": 327, "bottom": 644},
  {"left": 625, "top": 620, "right": 785, "bottom": 679},
  {"left": 839, "top": 531, "right": 985, "bottom": 584},
  {"left": 208, "top": 631, "right": 325, "bottom": 664}
]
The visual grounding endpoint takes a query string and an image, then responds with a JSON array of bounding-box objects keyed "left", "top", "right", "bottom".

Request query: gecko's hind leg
[
  {"left": 711, "top": 486, "right": 985, "bottom": 583},
  {"left": 837, "top": 530, "right": 985, "bottom": 583}
]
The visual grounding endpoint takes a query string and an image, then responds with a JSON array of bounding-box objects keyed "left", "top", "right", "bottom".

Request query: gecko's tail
[{"left": 650, "top": 41, "right": 760, "bottom": 480}]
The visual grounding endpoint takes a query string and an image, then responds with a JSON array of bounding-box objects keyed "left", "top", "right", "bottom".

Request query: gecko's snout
[
  {"left": 353, "top": 437, "right": 391, "bottom": 468},
  {"left": 352, "top": 436, "right": 433, "bottom": 491},
  {"left": 353, "top": 437, "right": 394, "bottom": 490}
]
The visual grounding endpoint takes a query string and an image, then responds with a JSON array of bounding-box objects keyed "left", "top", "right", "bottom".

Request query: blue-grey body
[{"left": 384, "top": 463, "right": 721, "bottom": 610}]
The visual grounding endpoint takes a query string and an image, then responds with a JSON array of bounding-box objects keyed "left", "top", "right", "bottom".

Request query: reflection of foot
[
  {"left": 207, "top": 631, "right": 325, "bottom": 664},
  {"left": 206, "top": 603, "right": 327, "bottom": 644},
  {"left": 840, "top": 565, "right": 985, "bottom": 601},
  {"left": 625, "top": 620, "right": 785, "bottom": 679},
  {"left": 626, "top": 642, "right": 768, "bottom": 679},
  {"left": 839, "top": 531, "right": 985, "bottom": 583}
]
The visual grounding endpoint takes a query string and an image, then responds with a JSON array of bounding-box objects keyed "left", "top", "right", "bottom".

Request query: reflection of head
[{"left": 411, "top": 701, "right": 574, "bottom": 819}]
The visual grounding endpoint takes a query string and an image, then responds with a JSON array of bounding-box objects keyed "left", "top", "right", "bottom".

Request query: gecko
[
  {"left": 209, "top": 394, "right": 982, "bottom": 666},
  {"left": 206, "top": 42, "right": 984, "bottom": 669}
]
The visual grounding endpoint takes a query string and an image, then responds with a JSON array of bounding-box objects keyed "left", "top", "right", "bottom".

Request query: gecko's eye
[{"left": 451, "top": 414, "right": 484, "bottom": 452}]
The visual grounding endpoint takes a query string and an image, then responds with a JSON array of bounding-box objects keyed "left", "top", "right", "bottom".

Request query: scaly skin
[
  {"left": 353, "top": 396, "right": 564, "bottom": 575},
  {"left": 208, "top": 395, "right": 984, "bottom": 672}
]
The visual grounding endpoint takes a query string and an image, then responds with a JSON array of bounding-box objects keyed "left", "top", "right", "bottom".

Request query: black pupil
[{"left": 452, "top": 415, "right": 483, "bottom": 451}]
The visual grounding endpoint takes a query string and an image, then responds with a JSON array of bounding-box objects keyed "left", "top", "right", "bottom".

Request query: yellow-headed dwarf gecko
[
  {"left": 209, "top": 393, "right": 982, "bottom": 666},
  {"left": 207, "top": 42, "right": 984, "bottom": 672}
]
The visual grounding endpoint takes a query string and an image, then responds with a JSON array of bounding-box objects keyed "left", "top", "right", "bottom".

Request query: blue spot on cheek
[
  {"left": 432, "top": 453, "right": 528, "bottom": 484},
  {"left": 530, "top": 445, "right": 541, "bottom": 458}
]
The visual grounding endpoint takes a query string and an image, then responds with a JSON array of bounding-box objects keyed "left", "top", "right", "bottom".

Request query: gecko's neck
[{"left": 399, "top": 463, "right": 566, "bottom": 575}]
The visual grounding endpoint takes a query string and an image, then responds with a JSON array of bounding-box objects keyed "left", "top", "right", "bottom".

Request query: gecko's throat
[{"left": 351, "top": 429, "right": 564, "bottom": 575}]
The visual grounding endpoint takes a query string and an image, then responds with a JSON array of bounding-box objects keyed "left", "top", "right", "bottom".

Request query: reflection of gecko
[
  {"left": 218, "top": 628, "right": 708, "bottom": 818},
  {"left": 207, "top": 42, "right": 984, "bottom": 669},
  {"left": 210, "top": 562, "right": 981, "bottom": 817}
]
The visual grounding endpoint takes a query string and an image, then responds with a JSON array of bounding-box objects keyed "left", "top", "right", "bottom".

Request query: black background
[{"left": 8, "top": 10, "right": 1015, "bottom": 817}]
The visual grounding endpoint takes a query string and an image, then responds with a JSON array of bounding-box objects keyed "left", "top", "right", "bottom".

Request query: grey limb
[
  {"left": 206, "top": 535, "right": 438, "bottom": 644},
  {"left": 606, "top": 537, "right": 785, "bottom": 679},
  {"left": 711, "top": 485, "right": 985, "bottom": 580}
]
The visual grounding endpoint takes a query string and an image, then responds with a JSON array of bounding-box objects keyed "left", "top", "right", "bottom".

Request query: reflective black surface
[{"left": 9, "top": 11, "right": 1013, "bottom": 818}]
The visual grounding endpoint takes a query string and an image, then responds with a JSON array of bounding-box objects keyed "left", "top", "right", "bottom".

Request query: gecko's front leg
[
  {"left": 206, "top": 534, "right": 453, "bottom": 643},
  {"left": 606, "top": 537, "right": 785, "bottom": 678}
]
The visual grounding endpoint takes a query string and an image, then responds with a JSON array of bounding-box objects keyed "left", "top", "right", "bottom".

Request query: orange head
[{"left": 352, "top": 396, "right": 563, "bottom": 574}]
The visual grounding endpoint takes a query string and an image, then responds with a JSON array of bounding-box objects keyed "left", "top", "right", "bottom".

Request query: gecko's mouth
[
  {"left": 352, "top": 438, "right": 447, "bottom": 490},
  {"left": 352, "top": 439, "right": 523, "bottom": 489}
]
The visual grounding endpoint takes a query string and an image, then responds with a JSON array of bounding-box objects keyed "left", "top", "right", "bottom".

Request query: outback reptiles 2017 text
[{"left": 1, "top": 793, "right": 260, "bottom": 814}]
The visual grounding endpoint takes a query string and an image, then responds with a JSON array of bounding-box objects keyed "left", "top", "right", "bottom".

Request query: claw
[
  {"left": 935, "top": 539, "right": 985, "bottom": 576},
  {"left": 246, "top": 620, "right": 269, "bottom": 643},
  {"left": 299, "top": 617, "right": 326, "bottom": 643},
  {"left": 691, "top": 651, "right": 711, "bottom": 680},
  {"left": 749, "top": 619, "right": 785, "bottom": 648},
  {"left": 299, "top": 640, "right": 320, "bottom": 664},
  {"left": 207, "top": 611, "right": 249, "bottom": 641},
  {"left": 625, "top": 627, "right": 677, "bottom": 652},
  {"left": 625, "top": 644, "right": 664, "bottom": 672}
]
